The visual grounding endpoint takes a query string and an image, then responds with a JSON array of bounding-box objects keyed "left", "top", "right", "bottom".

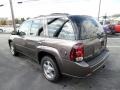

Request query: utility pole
[
  {"left": 98, "top": 0, "right": 101, "bottom": 21},
  {"left": 9, "top": 0, "right": 16, "bottom": 32}
]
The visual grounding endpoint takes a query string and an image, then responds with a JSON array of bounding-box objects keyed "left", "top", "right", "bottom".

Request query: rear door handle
[
  {"left": 38, "top": 40, "right": 45, "bottom": 45},
  {"left": 39, "top": 42, "right": 42, "bottom": 44}
]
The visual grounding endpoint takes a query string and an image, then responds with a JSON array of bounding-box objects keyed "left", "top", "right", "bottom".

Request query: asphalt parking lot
[{"left": 0, "top": 34, "right": 120, "bottom": 90}]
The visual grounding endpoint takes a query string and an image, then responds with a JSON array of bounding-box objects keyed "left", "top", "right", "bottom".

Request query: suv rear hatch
[{"left": 74, "top": 16, "right": 107, "bottom": 61}]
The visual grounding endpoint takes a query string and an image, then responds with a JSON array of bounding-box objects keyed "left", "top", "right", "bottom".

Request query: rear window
[{"left": 80, "top": 18, "right": 104, "bottom": 39}]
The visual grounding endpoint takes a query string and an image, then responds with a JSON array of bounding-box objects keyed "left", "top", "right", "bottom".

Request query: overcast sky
[{"left": 0, "top": 0, "right": 120, "bottom": 19}]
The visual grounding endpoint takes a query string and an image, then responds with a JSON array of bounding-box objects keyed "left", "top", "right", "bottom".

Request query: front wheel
[
  {"left": 10, "top": 42, "right": 18, "bottom": 56},
  {"left": 41, "top": 56, "right": 60, "bottom": 82}
]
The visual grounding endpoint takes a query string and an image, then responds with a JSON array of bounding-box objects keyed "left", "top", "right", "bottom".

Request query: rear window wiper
[{"left": 97, "top": 32, "right": 104, "bottom": 39}]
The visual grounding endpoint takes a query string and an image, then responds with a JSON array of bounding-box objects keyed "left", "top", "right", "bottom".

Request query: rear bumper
[
  {"left": 62, "top": 49, "right": 109, "bottom": 77},
  {"left": 88, "top": 49, "right": 109, "bottom": 72}
]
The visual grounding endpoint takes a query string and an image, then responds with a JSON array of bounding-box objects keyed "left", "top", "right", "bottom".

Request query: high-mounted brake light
[{"left": 70, "top": 43, "right": 84, "bottom": 62}]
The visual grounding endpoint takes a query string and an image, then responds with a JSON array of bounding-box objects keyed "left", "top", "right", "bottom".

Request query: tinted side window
[
  {"left": 19, "top": 20, "right": 32, "bottom": 35},
  {"left": 58, "top": 21, "right": 75, "bottom": 40},
  {"left": 47, "top": 18, "right": 65, "bottom": 37},
  {"left": 30, "top": 19, "right": 43, "bottom": 36},
  {"left": 81, "top": 18, "right": 104, "bottom": 39}
]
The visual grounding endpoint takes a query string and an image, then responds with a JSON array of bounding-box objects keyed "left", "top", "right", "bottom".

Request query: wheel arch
[
  {"left": 37, "top": 47, "right": 63, "bottom": 73},
  {"left": 8, "top": 39, "right": 12, "bottom": 47}
]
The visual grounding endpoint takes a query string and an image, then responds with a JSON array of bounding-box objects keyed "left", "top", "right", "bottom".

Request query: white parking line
[
  {"left": 107, "top": 46, "right": 120, "bottom": 48},
  {"left": 108, "top": 38, "right": 120, "bottom": 40}
]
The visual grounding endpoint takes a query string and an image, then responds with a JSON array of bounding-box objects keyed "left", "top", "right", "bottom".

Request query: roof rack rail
[
  {"left": 33, "top": 13, "right": 69, "bottom": 18},
  {"left": 34, "top": 15, "right": 45, "bottom": 18},
  {"left": 50, "top": 13, "right": 69, "bottom": 15}
]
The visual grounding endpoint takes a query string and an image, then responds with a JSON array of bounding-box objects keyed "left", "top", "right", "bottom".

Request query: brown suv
[{"left": 8, "top": 13, "right": 109, "bottom": 82}]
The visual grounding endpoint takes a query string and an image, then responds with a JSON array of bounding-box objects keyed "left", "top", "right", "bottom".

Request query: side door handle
[
  {"left": 38, "top": 42, "right": 42, "bottom": 44},
  {"left": 38, "top": 40, "right": 45, "bottom": 45}
]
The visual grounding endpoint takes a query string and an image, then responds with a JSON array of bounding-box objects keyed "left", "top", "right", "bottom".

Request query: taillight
[{"left": 70, "top": 43, "right": 84, "bottom": 62}]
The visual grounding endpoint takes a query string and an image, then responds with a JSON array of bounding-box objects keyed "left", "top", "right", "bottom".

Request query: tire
[
  {"left": 10, "top": 42, "right": 19, "bottom": 56},
  {"left": 41, "top": 56, "right": 60, "bottom": 82},
  {"left": 110, "top": 30, "right": 115, "bottom": 35}
]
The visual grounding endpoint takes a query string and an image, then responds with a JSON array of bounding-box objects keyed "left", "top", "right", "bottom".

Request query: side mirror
[
  {"left": 11, "top": 30, "right": 26, "bottom": 36},
  {"left": 11, "top": 31, "right": 17, "bottom": 35},
  {"left": 19, "top": 31, "right": 26, "bottom": 36}
]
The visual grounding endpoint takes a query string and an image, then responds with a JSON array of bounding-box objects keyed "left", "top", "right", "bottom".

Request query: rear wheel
[
  {"left": 41, "top": 56, "right": 60, "bottom": 82},
  {"left": 111, "top": 30, "right": 116, "bottom": 35},
  {"left": 10, "top": 42, "right": 18, "bottom": 56}
]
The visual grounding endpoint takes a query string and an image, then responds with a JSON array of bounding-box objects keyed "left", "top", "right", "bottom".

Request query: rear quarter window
[
  {"left": 58, "top": 21, "right": 75, "bottom": 40},
  {"left": 47, "top": 18, "right": 65, "bottom": 37},
  {"left": 47, "top": 17, "right": 75, "bottom": 40}
]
